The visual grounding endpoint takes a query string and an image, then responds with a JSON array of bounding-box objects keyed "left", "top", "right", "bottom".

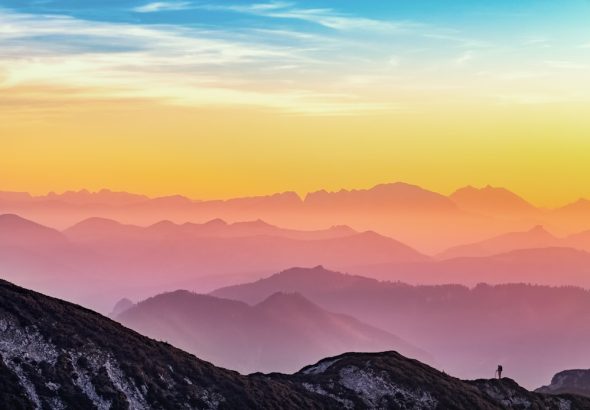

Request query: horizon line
[{"left": 1, "top": 180, "right": 588, "bottom": 210}]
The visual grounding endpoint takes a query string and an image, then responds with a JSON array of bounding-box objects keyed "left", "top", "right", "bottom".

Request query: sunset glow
[{"left": 2, "top": 1, "right": 590, "bottom": 206}]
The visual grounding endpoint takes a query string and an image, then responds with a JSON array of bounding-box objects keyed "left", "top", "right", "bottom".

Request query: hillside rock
[{"left": 1, "top": 279, "right": 589, "bottom": 409}]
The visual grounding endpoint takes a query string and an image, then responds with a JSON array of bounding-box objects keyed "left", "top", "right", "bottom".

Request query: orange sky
[
  {"left": 2, "top": 97, "right": 590, "bottom": 208},
  {"left": 2, "top": 3, "right": 590, "bottom": 208}
]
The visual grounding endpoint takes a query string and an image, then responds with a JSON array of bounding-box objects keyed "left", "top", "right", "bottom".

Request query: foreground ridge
[{"left": 1, "top": 279, "right": 588, "bottom": 409}]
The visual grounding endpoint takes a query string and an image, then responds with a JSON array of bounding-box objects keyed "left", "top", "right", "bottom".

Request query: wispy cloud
[
  {"left": 133, "top": 1, "right": 192, "bottom": 13},
  {"left": 198, "top": 1, "right": 418, "bottom": 32},
  {"left": 544, "top": 60, "right": 589, "bottom": 70},
  {"left": 0, "top": 9, "right": 397, "bottom": 115},
  {"left": 1, "top": 2, "right": 588, "bottom": 116}
]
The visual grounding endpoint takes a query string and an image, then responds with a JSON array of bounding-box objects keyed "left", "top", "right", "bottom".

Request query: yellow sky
[
  {"left": 2, "top": 93, "right": 590, "bottom": 208},
  {"left": 3, "top": 3, "right": 590, "bottom": 207}
]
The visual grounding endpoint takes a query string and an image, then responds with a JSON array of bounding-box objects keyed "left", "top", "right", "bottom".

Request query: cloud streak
[
  {"left": 197, "top": 1, "right": 419, "bottom": 32},
  {"left": 1, "top": 1, "right": 589, "bottom": 116},
  {"left": 133, "top": 2, "right": 192, "bottom": 13},
  {"left": 0, "top": 8, "right": 397, "bottom": 115}
]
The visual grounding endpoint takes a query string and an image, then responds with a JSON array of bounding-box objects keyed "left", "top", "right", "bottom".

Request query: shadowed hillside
[{"left": 1, "top": 278, "right": 589, "bottom": 409}]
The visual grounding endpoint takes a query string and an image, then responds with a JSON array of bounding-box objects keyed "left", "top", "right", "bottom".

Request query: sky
[{"left": 1, "top": 0, "right": 590, "bottom": 206}]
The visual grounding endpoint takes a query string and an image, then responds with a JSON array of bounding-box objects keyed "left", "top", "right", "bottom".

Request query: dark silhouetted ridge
[{"left": 1, "top": 279, "right": 589, "bottom": 409}]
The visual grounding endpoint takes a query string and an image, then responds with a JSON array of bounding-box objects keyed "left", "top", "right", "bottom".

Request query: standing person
[{"left": 496, "top": 365, "right": 503, "bottom": 379}]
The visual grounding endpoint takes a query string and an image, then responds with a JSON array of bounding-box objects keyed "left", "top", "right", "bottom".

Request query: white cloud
[
  {"left": 1, "top": 4, "right": 588, "bottom": 115},
  {"left": 133, "top": 1, "right": 192, "bottom": 13},
  {"left": 0, "top": 9, "right": 397, "bottom": 115},
  {"left": 198, "top": 2, "right": 418, "bottom": 32}
]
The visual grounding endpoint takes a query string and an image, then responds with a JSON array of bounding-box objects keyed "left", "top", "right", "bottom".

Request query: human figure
[{"left": 496, "top": 365, "right": 503, "bottom": 379}]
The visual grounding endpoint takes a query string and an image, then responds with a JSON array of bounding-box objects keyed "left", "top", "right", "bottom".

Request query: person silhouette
[{"left": 496, "top": 365, "right": 503, "bottom": 379}]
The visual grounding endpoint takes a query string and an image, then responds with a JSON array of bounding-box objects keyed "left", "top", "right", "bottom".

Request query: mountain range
[
  {"left": 5, "top": 213, "right": 590, "bottom": 313},
  {"left": 4, "top": 182, "right": 590, "bottom": 253},
  {"left": 116, "top": 290, "right": 428, "bottom": 374},
  {"left": 213, "top": 266, "right": 590, "bottom": 388},
  {"left": 2, "top": 278, "right": 588, "bottom": 410},
  {"left": 0, "top": 214, "right": 428, "bottom": 312}
]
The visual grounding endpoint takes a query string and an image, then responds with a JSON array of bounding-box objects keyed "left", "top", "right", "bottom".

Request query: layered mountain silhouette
[
  {"left": 351, "top": 247, "right": 590, "bottom": 287},
  {"left": 6, "top": 213, "right": 590, "bottom": 314},
  {"left": 437, "top": 225, "right": 561, "bottom": 259},
  {"left": 110, "top": 297, "right": 135, "bottom": 317},
  {"left": 1, "top": 214, "right": 432, "bottom": 312},
  {"left": 213, "top": 266, "right": 590, "bottom": 388},
  {"left": 0, "top": 183, "right": 576, "bottom": 249},
  {"left": 449, "top": 185, "right": 540, "bottom": 217},
  {"left": 116, "top": 290, "right": 428, "bottom": 374},
  {"left": 2, "top": 182, "right": 571, "bottom": 253},
  {"left": 564, "top": 229, "right": 590, "bottom": 253},
  {"left": 438, "top": 224, "right": 590, "bottom": 259},
  {"left": 65, "top": 216, "right": 358, "bottom": 242},
  {"left": 0, "top": 213, "right": 68, "bottom": 249},
  {"left": 2, "top": 278, "right": 588, "bottom": 409}
]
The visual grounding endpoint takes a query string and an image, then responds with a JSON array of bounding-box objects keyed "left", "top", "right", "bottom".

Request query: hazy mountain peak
[
  {"left": 438, "top": 225, "right": 561, "bottom": 259},
  {"left": 450, "top": 185, "right": 536, "bottom": 214},
  {"left": 328, "top": 224, "right": 356, "bottom": 233},
  {"left": 148, "top": 219, "right": 178, "bottom": 228},
  {"left": 0, "top": 213, "right": 31, "bottom": 225},
  {"left": 232, "top": 219, "right": 274, "bottom": 228},
  {"left": 0, "top": 214, "right": 66, "bottom": 246},
  {"left": 69, "top": 216, "right": 123, "bottom": 229},
  {"left": 527, "top": 224, "right": 553, "bottom": 236},
  {"left": 303, "top": 182, "right": 456, "bottom": 212},
  {"left": 256, "top": 291, "right": 319, "bottom": 312},
  {"left": 204, "top": 218, "right": 228, "bottom": 226},
  {"left": 557, "top": 198, "right": 590, "bottom": 213},
  {"left": 110, "top": 297, "right": 135, "bottom": 317},
  {"left": 271, "top": 191, "right": 302, "bottom": 201}
]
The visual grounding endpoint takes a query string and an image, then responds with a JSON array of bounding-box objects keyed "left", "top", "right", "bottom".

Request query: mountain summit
[{"left": 450, "top": 185, "right": 538, "bottom": 216}]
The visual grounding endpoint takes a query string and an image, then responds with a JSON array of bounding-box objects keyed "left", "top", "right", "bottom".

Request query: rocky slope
[
  {"left": 537, "top": 369, "right": 590, "bottom": 398},
  {"left": 1, "top": 278, "right": 589, "bottom": 409}
]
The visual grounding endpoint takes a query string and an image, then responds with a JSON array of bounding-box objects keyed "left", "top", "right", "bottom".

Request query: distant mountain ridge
[
  {"left": 4, "top": 182, "right": 590, "bottom": 253},
  {"left": 0, "top": 214, "right": 68, "bottom": 249},
  {"left": 65, "top": 216, "right": 358, "bottom": 242},
  {"left": 437, "top": 225, "right": 561, "bottom": 259},
  {"left": 116, "top": 289, "right": 428, "bottom": 374},
  {"left": 213, "top": 266, "right": 590, "bottom": 388},
  {"left": 450, "top": 185, "right": 539, "bottom": 216},
  {"left": 0, "top": 213, "right": 428, "bottom": 313},
  {"left": 1, "top": 278, "right": 589, "bottom": 409}
]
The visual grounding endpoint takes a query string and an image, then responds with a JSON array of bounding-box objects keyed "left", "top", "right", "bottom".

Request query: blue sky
[
  {"left": 4, "top": 0, "right": 589, "bottom": 40},
  {"left": 1, "top": 0, "right": 589, "bottom": 113}
]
